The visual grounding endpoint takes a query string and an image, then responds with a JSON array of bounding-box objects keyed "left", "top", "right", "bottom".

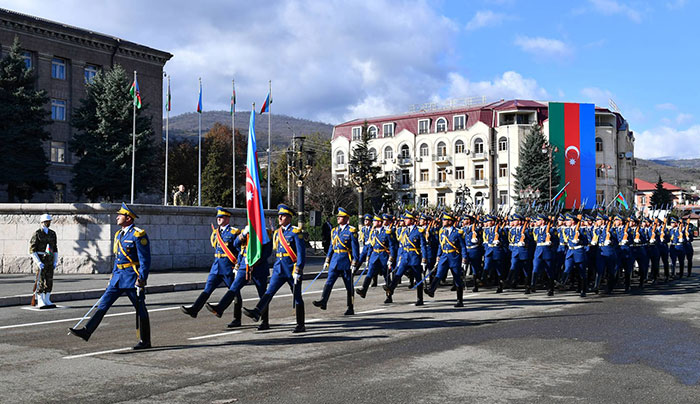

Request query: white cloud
[
  {"left": 676, "top": 113, "right": 693, "bottom": 125},
  {"left": 446, "top": 71, "right": 549, "bottom": 101},
  {"left": 635, "top": 125, "right": 700, "bottom": 159},
  {"left": 465, "top": 10, "right": 509, "bottom": 31},
  {"left": 514, "top": 36, "right": 571, "bottom": 58},
  {"left": 587, "top": 0, "right": 642, "bottom": 23},
  {"left": 656, "top": 102, "right": 677, "bottom": 110},
  {"left": 667, "top": 0, "right": 687, "bottom": 10},
  {"left": 580, "top": 87, "right": 614, "bottom": 107}
]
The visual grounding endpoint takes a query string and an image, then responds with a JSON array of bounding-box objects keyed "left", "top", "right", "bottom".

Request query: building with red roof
[{"left": 634, "top": 178, "right": 685, "bottom": 207}]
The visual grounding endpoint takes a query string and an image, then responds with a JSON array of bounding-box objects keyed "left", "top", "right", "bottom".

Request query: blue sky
[{"left": 3, "top": 0, "right": 698, "bottom": 159}]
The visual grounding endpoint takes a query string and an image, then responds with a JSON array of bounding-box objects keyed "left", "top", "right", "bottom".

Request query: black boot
[
  {"left": 181, "top": 291, "right": 211, "bottom": 318},
  {"left": 371, "top": 273, "right": 378, "bottom": 287},
  {"left": 313, "top": 284, "right": 332, "bottom": 310},
  {"left": 205, "top": 290, "right": 237, "bottom": 318},
  {"left": 454, "top": 287, "right": 464, "bottom": 307},
  {"left": 496, "top": 279, "right": 504, "bottom": 293},
  {"left": 356, "top": 276, "right": 371, "bottom": 299},
  {"left": 227, "top": 295, "right": 242, "bottom": 328},
  {"left": 384, "top": 295, "right": 393, "bottom": 304},
  {"left": 133, "top": 315, "right": 151, "bottom": 350},
  {"left": 68, "top": 308, "right": 107, "bottom": 341},
  {"left": 580, "top": 277, "right": 587, "bottom": 297},
  {"left": 415, "top": 286, "right": 424, "bottom": 306},
  {"left": 292, "top": 304, "right": 305, "bottom": 333},
  {"left": 472, "top": 278, "right": 479, "bottom": 293},
  {"left": 547, "top": 278, "right": 554, "bottom": 296},
  {"left": 257, "top": 306, "right": 270, "bottom": 331},
  {"left": 425, "top": 280, "right": 436, "bottom": 298},
  {"left": 345, "top": 291, "right": 354, "bottom": 316},
  {"left": 243, "top": 306, "right": 261, "bottom": 322}
]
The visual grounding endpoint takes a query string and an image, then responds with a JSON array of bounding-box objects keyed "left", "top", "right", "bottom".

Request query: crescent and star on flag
[{"left": 565, "top": 145, "right": 580, "bottom": 166}]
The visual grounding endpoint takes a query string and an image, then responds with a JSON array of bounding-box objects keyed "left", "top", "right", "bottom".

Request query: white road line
[
  {"left": 63, "top": 347, "right": 131, "bottom": 359},
  {"left": 188, "top": 330, "right": 242, "bottom": 341},
  {"left": 20, "top": 305, "right": 68, "bottom": 312},
  {"left": 355, "top": 308, "right": 388, "bottom": 315}
]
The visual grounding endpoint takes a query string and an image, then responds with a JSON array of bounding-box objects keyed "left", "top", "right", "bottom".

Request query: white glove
[
  {"left": 544, "top": 241, "right": 552, "bottom": 246},
  {"left": 603, "top": 240, "right": 610, "bottom": 246},
  {"left": 590, "top": 241, "right": 597, "bottom": 246},
  {"left": 494, "top": 240, "right": 500, "bottom": 246},
  {"left": 517, "top": 242, "right": 525, "bottom": 247},
  {"left": 241, "top": 226, "right": 249, "bottom": 236},
  {"left": 293, "top": 272, "right": 302, "bottom": 283},
  {"left": 53, "top": 253, "right": 59, "bottom": 268},
  {"left": 323, "top": 262, "right": 329, "bottom": 271},
  {"left": 39, "top": 262, "right": 45, "bottom": 270},
  {"left": 471, "top": 238, "right": 477, "bottom": 244},
  {"left": 634, "top": 238, "right": 640, "bottom": 243},
  {"left": 620, "top": 240, "right": 628, "bottom": 245}
]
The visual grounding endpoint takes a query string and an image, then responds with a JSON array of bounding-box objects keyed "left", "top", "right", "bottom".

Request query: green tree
[
  {"left": 303, "top": 133, "right": 354, "bottom": 217},
  {"left": 167, "top": 139, "right": 198, "bottom": 203},
  {"left": 513, "top": 124, "right": 560, "bottom": 208},
  {"left": 0, "top": 37, "right": 52, "bottom": 201},
  {"left": 202, "top": 123, "right": 235, "bottom": 206},
  {"left": 650, "top": 176, "right": 674, "bottom": 208},
  {"left": 348, "top": 121, "right": 388, "bottom": 215},
  {"left": 70, "top": 65, "right": 156, "bottom": 202}
]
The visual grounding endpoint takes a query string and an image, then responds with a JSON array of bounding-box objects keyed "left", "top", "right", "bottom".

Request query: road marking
[
  {"left": 355, "top": 308, "right": 388, "bottom": 315},
  {"left": 188, "top": 330, "right": 242, "bottom": 341},
  {"left": 63, "top": 347, "right": 131, "bottom": 359},
  {"left": 20, "top": 305, "right": 68, "bottom": 312}
]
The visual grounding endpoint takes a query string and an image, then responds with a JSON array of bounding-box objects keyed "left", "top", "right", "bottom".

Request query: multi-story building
[
  {"left": 0, "top": 8, "right": 171, "bottom": 202},
  {"left": 634, "top": 178, "right": 685, "bottom": 207},
  {"left": 331, "top": 99, "right": 635, "bottom": 211}
]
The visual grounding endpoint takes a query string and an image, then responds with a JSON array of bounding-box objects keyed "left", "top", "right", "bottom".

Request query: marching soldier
[
  {"left": 356, "top": 214, "right": 396, "bottom": 299},
  {"left": 669, "top": 216, "right": 686, "bottom": 278},
  {"left": 643, "top": 218, "right": 661, "bottom": 285},
  {"left": 682, "top": 218, "right": 694, "bottom": 276},
  {"left": 181, "top": 207, "right": 240, "bottom": 318},
  {"left": 29, "top": 213, "right": 58, "bottom": 309},
  {"left": 358, "top": 213, "right": 375, "bottom": 286},
  {"left": 69, "top": 203, "right": 151, "bottom": 350},
  {"left": 561, "top": 213, "right": 589, "bottom": 297},
  {"left": 629, "top": 217, "right": 649, "bottom": 289},
  {"left": 531, "top": 214, "right": 555, "bottom": 296},
  {"left": 592, "top": 213, "right": 618, "bottom": 294},
  {"left": 506, "top": 214, "right": 529, "bottom": 290},
  {"left": 613, "top": 215, "right": 633, "bottom": 292},
  {"left": 425, "top": 213, "right": 467, "bottom": 307},
  {"left": 383, "top": 211, "right": 428, "bottom": 305},
  {"left": 657, "top": 217, "right": 671, "bottom": 281},
  {"left": 243, "top": 204, "right": 306, "bottom": 333},
  {"left": 462, "top": 215, "right": 484, "bottom": 292},
  {"left": 482, "top": 215, "right": 507, "bottom": 293},
  {"left": 314, "top": 208, "right": 359, "bottom": 315}
]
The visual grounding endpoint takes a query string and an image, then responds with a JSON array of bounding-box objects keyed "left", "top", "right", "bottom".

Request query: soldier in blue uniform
[
  {"left": 668, "top": 216, "right": 686, "bottom": 278},
  {"left": 554, "top": 215, "right": 567, "bottom": 283},
  {"left": 462, "top": 215, "right": 484, "bottom": 292},
  {"left": 682, "top": 218, "right": 694, "bottom": 276},
  {"left": 612, "top": 215, "right": 633, "bottom": 292},
  {"left": 591, "top": 214, "right": 618, "bottom": 294},
  {"left": 205, "top": 227, "right": 272, "bottom": 330},
  {"left": 656, "top": 218, "right": 671, "bottom": 281},
  {"left": 560, "top": 213, "right": 589, "bottom": 297},
  {"left": 531, "top": 214, "right": 556, "bottom": 296},
  {"left": 359, "top": 213, "right": 374, "bottom": 285},
  {"left": 506, "top": 214, "right": 529, "bottom": 290},
  {"left": 243, "top": 204, "right": 306, "bottom": 333},
  {"left": 482, "top": 215, "right": 507, "bottom": 293},
  {"left": 629, "top": 217, "right": 649, "bottom": 289},
  {"left": 356, "top": 214, "right": 396, "bottom": 299},
  {"left": 583, "top": 215, "right": 597, "bottom": 290},
  {"left": 419, "top": 213, "right": 439, "bottom": 283},
  {"left": 425, "top": 213, "right": 467, "bottom": 307},
  {"left": 181, "top": 207, "right": 240, "bottom": 318},
  {"left": 642, "top": 218, "right": 661, "bottom": 285},
  {"left": 383, "top": 211, "right": 428, "bottom": 305},
  {"left": 314, "top": 208, "right": 359, "bottom": 315},
  {"left": 69, "top": 203, "right": 152, "bottom": 349}
]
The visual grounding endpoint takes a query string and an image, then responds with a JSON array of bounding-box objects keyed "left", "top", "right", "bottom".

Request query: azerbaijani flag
[
  {"left": 548, "top": 103, "right": 595, "bottom": 209},
  {"left": 196, "top": 80, "right": 202, "bottom": 113},
  {"left": 615, "top": 192, "right": 629, "bottom": 209},
  {"left": 129, "top": 77, "right": 142, "bottom": 109},
  {"left": 552, "top": 182, "right": 570, "bottom": 203},
  {"left": 230, "top": 81, "right": 236, "bottom": 115},
  {"left": 245, "top": 107, "right": 270, "bottom": 266},
  {"left": 259, "top": 91, "right": 271, "bottom": 114}
]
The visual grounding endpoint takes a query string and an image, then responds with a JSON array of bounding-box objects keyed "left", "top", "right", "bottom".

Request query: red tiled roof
[{"left": 634, "top": 178, "right": 683, "bottom": 191}]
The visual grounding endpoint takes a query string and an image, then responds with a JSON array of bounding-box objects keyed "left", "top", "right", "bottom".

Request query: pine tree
[
  {"left": 70, "top": 65, "right": 156, "bottom": 202},
  {"left": 167, "top": 139, "right": 198, "bottom": 202},
  {"left": 513, "top": 124, "right": 560, "bottom": 207},
  {"left": 202, "top": 123, "right": 234, "bottom": 206},
  {"left": 650, "top": 176, "right": 674, "bottom": 208},
  {"left": 0, "top": 37, "right": 52, "bottom": 201}
]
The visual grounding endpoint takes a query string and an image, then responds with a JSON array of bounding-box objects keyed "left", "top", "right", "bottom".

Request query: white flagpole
[
  {"left": 232, "top": 79, "right": 236, "bottom": 208},
  {"left": 130, "top": 70, "right": 137, "bottom": 204},
  {"left": 267, "top": 79, "right": 271, "bottom": 209},
  {"left": 164, "top": 74, "right": 170, "bottom": 205},
  {"left": 198, "top": 77, "right": 202, "bottom": 207}
]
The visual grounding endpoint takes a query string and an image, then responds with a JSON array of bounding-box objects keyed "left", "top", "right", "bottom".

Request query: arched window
[
  {"left": 368, "top": 125, "right": 377, "bottom": 139},
  {"left": 595, "top": 137, "right": 603, "bottom": 152},
  {"left": 436, "top": 118, "right": 447, "bottom": 132},
  {"left": 336, "top": 150, "right": 345, "bottom": 165},
  {"left": 400, "top": 144, "right": 410, "bottom": 158},
  {"left": 419, "top": 143, "right": 429, "bottom": 157},
  {"left": 384, "top": 146, "right": 393, "bottom": 160},
  {"left": 475, "top": 191, "right": 484, "bottom": 205},
  {"left": 474, "top": 138, "right": 484, "bottom": 154},
  {"left": 498, "top": 137, "right": 508, "bottom": 152},
  {"left": 455, "top": 139, "right": 465, "bottom": 154},
  {"left": 368, "top": 147, "right": 377, "bottom": 161},
  {"left": 437, "top": 141, "right": 447, "bottom": 156}
]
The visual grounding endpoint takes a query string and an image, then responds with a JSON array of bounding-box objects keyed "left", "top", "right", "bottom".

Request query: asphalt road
[{"left": 2, "top": 272, "right": 700, "bottom": 403}]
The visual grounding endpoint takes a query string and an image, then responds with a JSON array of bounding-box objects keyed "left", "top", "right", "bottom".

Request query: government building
[
  {"left": 0, "top": 8, "right": 171, "bottom": 202},
  {"left": 331, "top": 98, "right": 635, "bottom": 211}
]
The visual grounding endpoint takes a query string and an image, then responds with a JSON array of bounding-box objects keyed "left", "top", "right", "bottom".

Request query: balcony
[
  {"left": 430, "top": 180, "right": 450, "bottom": 190},
  {"left": 393, "top": 182, "right": 412, "bottom": 190},
  {"left": 470, "top": 178, "right": 489, "bottom": 187},
  {"left": 396, "top": 157, "right": 413, "bottom": 166},
  {"left": 471, "top": 152, "right": 487, "bottom": 161},
  {"left": 335, "top": 163, "right": 347, "bottom": 171},
  {"left": 431, "top": 154, "right": 452, "bottom": 165}
]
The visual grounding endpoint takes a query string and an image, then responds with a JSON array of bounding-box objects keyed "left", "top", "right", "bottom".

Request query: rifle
[{"left": 30, "top": 265, "right": 41, "bottom": 307}]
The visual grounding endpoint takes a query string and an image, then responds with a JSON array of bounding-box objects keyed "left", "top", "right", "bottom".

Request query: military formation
[{"left": 63, "top": 202, "right": 696, "bottom": 350}]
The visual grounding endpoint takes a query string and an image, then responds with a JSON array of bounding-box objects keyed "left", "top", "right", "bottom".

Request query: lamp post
[
  {"left": 456, "top": 184, "right": 471, "bottom": 210},
  {"left": 541, "top": 142, "right": 558, "bottom": 201},
  {"left": 287, "top": 136, "right": 315, "bottom": 229},
  {"left": 349, "top": 158, "right": 374, "bottom": 220}
]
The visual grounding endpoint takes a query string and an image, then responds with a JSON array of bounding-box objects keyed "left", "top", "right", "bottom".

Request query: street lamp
[
  {"left": 456, "top": 184, "right": 471, "bottom": 210},
  {"left": 541, "top": 142, "right": 559, "bottom": 201},
  {"left": 349, "top": 156, "right": 375, "bottom": 219},
  {"left": 287, "top": 136, "right": 315, "bottom": 229}
]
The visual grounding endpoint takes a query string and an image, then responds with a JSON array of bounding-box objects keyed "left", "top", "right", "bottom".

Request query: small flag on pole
[
  {"left": 230, "top": 83, "right": 236, "bottom": 115},
  {"left": 196, "top": 81, "right": 203, "bottom": 113},
  {"left": 166, "top": 79, "right": 171, "bottom": 112},
  {"left": 552, "top": 182, "right": 570, "bottom": 203},
  {"left": 259, "top": 91, "right": 271, "bottom": 114},
  {"left": 615, "top": 192, "right": 629, "bottom": 209},
  {"left": 129, "top": 77, "right": 142, "bottom": 109}
]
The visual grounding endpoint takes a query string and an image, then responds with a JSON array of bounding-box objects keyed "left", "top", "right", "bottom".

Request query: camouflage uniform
[{"left": 29, "top": 228, "right": 58, "bottom": 293}]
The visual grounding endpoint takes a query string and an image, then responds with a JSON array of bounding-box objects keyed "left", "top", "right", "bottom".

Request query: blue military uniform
[
  {"left": 425, "top": 213, "right": 467, "bottom": 306},
  {"left": 356, "top": 215, "right": 396, "bottom": 299},
  {"left": 613, "top": 218, "right": 633, "bottom": 292},
  {"left": 506, "top": 214, "right": 530, "bottom": 289},
  {"left": 482, "top": 215, "right": 507, "bottom": 293},
  {"left": 462, "top": 217, "right": 484, "bottom": 292},
  {"left": 531, "top": 214, "right": 556, "bottom": 295},
  {"left": 656, "top": 219, "right": 671, "bottom": 280},
  {"left": 682, "top": 220, "right": 694, "bottom": 276},
  {"left": 592, "top": 215, "right": 618, "bottom": 293},
  {"left": 314, "top": 208, "right": 360, "bottom": 314},
  {"left": 384, "top": 211, "right": 428, "bottom": 305},
  {"left": 69, "top": 203, "right": 152, "bottom": 349},
  {"left": 669, "top": 217, "right": 687, "bottom": 278},
  {"left": 561, "top": 214, "right": 589, "bottom": 297},
  {"left": 643, "top": 219, "right": 661, "bottom": 284},
  {"left": 244, "top": 204, "right": 306, "bottom": 333}
]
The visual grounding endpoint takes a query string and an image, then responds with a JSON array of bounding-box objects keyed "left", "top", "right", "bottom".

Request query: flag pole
[
  {"left": 198, "top": 77, "right": 202, "bottom": 207},
  {"left": 131, "top": 70, "right": 137, "bottom": 204},
  {"left": 164, "top": 74, "right": 170, "bottom": 205},
  {"left": 267, "top": 79, "right": 271, "bottom": 210},
  {"left": 232, "top": 79, "right": 236, "bottom": 208}
]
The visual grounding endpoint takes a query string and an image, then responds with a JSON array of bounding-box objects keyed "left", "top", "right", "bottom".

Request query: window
[
  {"left": 336, "top": 150, "right": 345, "bottom": 165},
  {"left": 419, "top": 194, "right": 428, "bottom": 207},
  {"left": 400, "top": 144, "right": 410, "bottom": 158},
  {"left": 368, "top": 148, "right": 377, "bottom": 161},
  {"left": 640, "top": 195, "right": 647, "bottom": 205},
  {"left": 475, "top": 164, "right": 484, "bottom": 180},
  {"left": 401, "top": 170, "right": 410, "bottom": 185},
  {"left": 474, "top": 138, "right": 484, "bottom": 154},
  {"left": 402, "top": 195, "right": 412, "bottom": 205},
  {"left": 455, "top": 166, "right": 465, "bottom": 180},
  {"left": 336, "top": 174, "right": 345, "bottom": 183},
  {"left": 51, "top": 57, "right": 66, "bottom": 79},
  {"left": 436, "top": 118, "right": 447, "bottom": 132},
  {"left": 475, "top": 191, "right": 484, "bottom": 205},
  {"left": 368, "top": 125, "right": 377, "bottom": 139},
  {"left": 419, "top": 143, "right": 429, "bottom": 157},
  {"left": 597, "top": 190, "right": 605, "bottom": 204},
  {"left": 437, "top": 168, "right": 446, "bottom": 182},
  {"left": 383, "top": 123, "right": 394, "bottom": 138},
  {"left": 51, "top": 141, "right": 66, "bottom": 163},
  {"left": 22, "top": 51, "right": 32, "bottom": 69},
  {"left": 516, "top": 114, "right": 531, "bottom": 124},
  {"left": 84, "top": 64, "right": 99, "bottom": 84},
  {"left": 500, "top": 113, "right": 515, "bottom": 125},
  {"left": 595, "top": 137, "right": 603, "bottom": 152},
  {"left": 54, "top": 183, "right": 66, "bottom": 203},
  {"left": 499, "top": 164, "right": 507, "bottom": 178},
  {"left": 499, "top": 190, "right": 508, "bottom": 206},
  {"left": 418, "top": 119, "right": 429, "bottom": 134},
  {"left": 420, "top": 169, "right": 429, "bottom": 182},
  {"left": 352, "top": 127, "right": 361, "bottom": 140},
  {"left": 384, "top": 146, "right": 393, "bottom": 160},
  {"left": 436, "top": 141, "right": 447, "bottom": 157},
  {"left": 455, "top": 139, "right": 465, "bottom": 154},
  {"left": 454, "top": 115, "right": 465, "bottom": 130},
  {"left": 498, "top": 137, "right": 508, "bottom": 152},
  {"left": 51, "top": 99, "right": 66, "bottom": 121},
  {"left": 437, "top": 193, "right": 446, "bottom": 206},
  {"left": 596, "top": 166, "right": 604, "bottom": 178}
]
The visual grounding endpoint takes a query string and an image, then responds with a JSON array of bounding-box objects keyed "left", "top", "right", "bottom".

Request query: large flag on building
[
  {"left": 548, "top": 102, "right": 596, "bottom": 209},
  {"left": 129, "top": 77, "right": 142, "bottom": 109},
  {"left": 245, "top": 108, "right": 270, "bottom": 266}
]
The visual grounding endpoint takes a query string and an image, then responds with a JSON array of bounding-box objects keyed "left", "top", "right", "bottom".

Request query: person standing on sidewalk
[
  {"left": 68, "top": 203, "right": 152, "bottom": 350},
  {"left": 29, "top": 213, "right": 58, "bottom": 309}
]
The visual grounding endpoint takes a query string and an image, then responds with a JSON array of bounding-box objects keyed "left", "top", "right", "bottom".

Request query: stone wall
[{"left": 0, "top": 203, "right": 272, "bottom": 274}]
